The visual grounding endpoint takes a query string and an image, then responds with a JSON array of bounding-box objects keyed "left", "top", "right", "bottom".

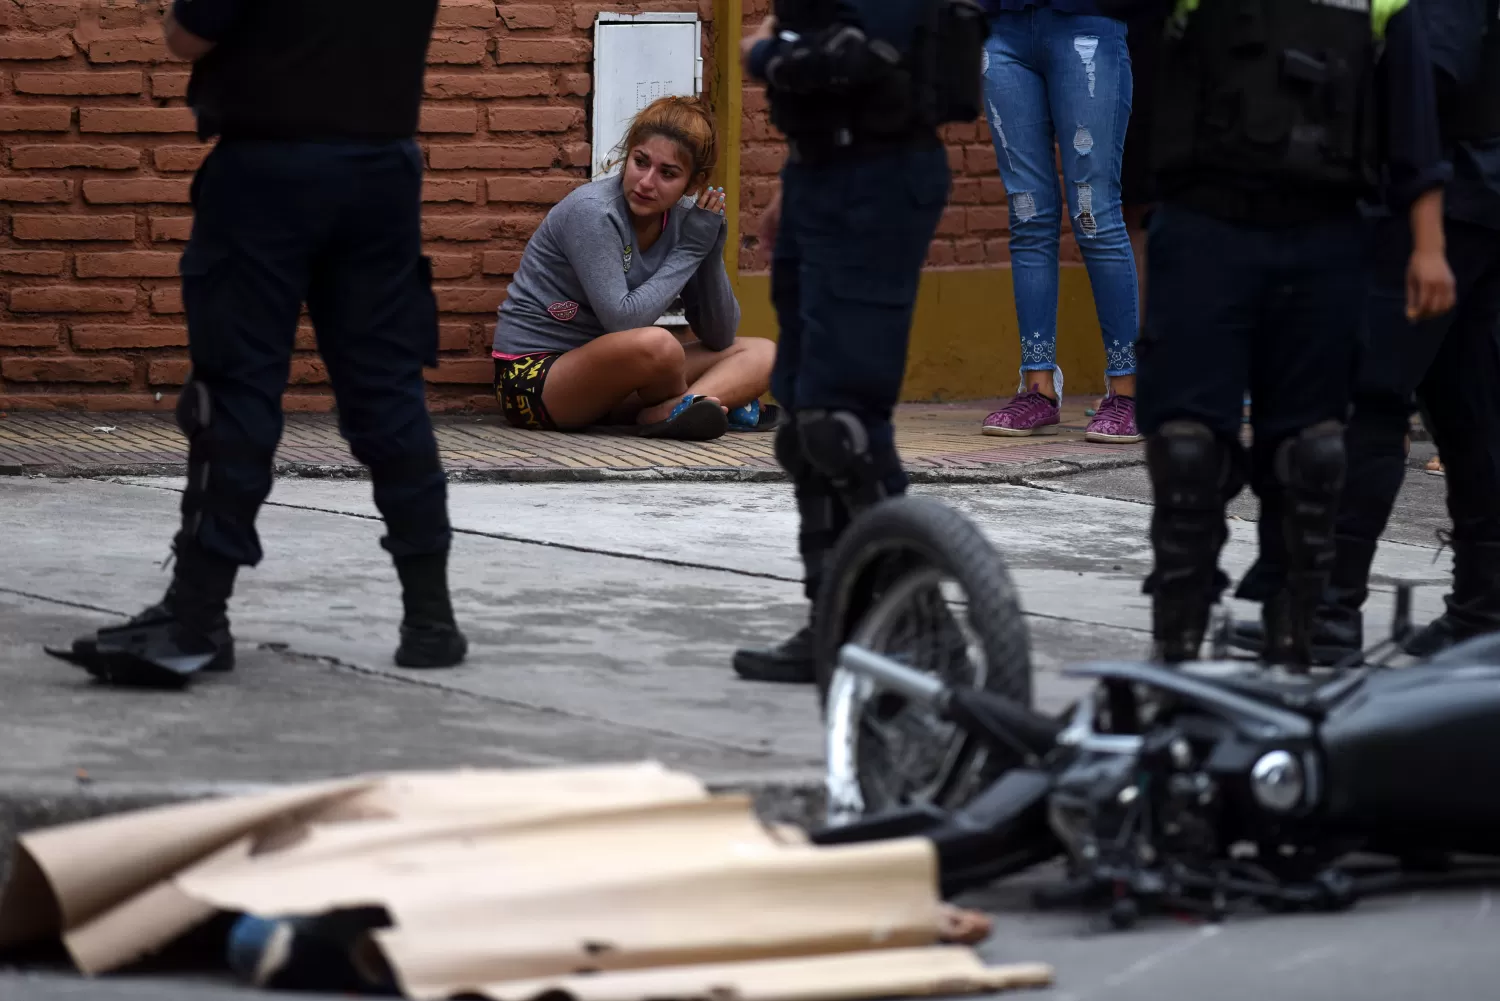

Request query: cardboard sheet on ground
[{"left": 0, "top": 762, "right": 1053, "bottom": 999}]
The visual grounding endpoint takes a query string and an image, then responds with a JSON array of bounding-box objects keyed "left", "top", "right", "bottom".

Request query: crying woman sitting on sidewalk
[{"left": 489, "top": 96, "right": 779, "bottom": 442}]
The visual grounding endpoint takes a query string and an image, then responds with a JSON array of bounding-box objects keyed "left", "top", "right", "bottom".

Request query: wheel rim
[{"left": 825, "top": 560, "right": 993, "bottom": 825}]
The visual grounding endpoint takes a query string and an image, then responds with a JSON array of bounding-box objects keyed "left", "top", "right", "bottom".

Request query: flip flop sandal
[
  {"left": 638, "top": 395, "right": 729, "bottom": 441},
  {"left": 727, "top": 399, "right": 783, "bottom": 432}
]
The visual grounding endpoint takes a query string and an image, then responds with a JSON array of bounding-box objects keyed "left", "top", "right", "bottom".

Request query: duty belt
[{"left": 787, "top": 130, "right": 940, "bottom": 165}]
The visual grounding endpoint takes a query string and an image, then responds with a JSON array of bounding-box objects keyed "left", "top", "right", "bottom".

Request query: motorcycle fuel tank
[{"left": 1319, "top": 664, "right": 1500, "bottom": 854}]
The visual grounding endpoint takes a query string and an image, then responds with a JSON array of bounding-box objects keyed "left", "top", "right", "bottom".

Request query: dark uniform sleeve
[
  {"left": 171, "top": 0, "right": 246, "bottom": 43},
  {"left": 1091, "top": 0, "right": 1172, "bottom": 20},
  {"left": 1379, "top": 5, "right": 1453, "bottom": 209},
  {"left": 746, "top": 36, "right": 782, "bottom": 82},
  {"left": 1423, "top": 0, "right": 1486, "bottom": 120}
]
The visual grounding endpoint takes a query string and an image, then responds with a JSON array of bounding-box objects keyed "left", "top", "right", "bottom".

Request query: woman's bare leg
[
  {"left": 541, "top": 326, "right": 692, "bottom": 428},
  {"left": 676, "top": 336, "right": 776, "bottom": 412}
]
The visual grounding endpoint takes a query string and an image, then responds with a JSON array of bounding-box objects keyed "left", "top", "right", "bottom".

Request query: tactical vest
[
  {"left": 765, "top": 0, "right": 986, "bottom": 151},
  {"left": 187, "top": 0, "right": 438, "bottom": 142},
  {"left": 1149, "top": 0, "right": 1402, "bottom": 195},
  {"left": 1445, "top": 0, "right": 1500, "bottom": 142}
]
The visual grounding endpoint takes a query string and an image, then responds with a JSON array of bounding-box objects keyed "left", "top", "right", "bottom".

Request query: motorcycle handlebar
[{"left": 837, "top": 644, "right": 948, "bottom": 707}]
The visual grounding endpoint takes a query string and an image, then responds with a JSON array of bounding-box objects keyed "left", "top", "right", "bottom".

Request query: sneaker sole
[
  {"left": 1084, "top": 431, "right": 1144, "bottom": 444},
  {"left": 981, "top": 424, "right": 1059, "bottom": 438}
]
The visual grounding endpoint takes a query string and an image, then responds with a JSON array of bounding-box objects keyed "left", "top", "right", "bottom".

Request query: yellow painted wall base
[{"left": 735, "top": 265, "right": 1108, "bottom": 402}]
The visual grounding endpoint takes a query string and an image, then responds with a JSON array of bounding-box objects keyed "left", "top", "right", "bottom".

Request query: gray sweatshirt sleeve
[
  {"left": 680, "top": 225, "right": 741, "bottom": 351},
  {"left": 557, "top": 200, "right": 723, "bottom": 333}
]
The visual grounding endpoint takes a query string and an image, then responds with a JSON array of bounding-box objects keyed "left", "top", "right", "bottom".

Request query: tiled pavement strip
[{"left": 0, "top": 397, "right": 1142, "bottom": 482}]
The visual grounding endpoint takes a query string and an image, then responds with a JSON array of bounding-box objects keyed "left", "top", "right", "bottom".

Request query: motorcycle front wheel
[{"left": 814, "top": 495, "right": 1034, "bottom": 824}]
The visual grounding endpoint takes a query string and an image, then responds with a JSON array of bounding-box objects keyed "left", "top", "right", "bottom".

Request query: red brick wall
[
  {"left": 0, "top": 0, "right": 1069, "bottom": 411},
  {"left": 0, "top": 0, "right": 709, "bottom": 412}
]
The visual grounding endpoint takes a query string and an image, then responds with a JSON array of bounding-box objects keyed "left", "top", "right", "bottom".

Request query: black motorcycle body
[{"left": 812, "top": 633, "right": 1500, "bottom": 923}]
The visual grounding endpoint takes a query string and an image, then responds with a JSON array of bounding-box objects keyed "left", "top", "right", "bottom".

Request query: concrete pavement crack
[
  {"left": 0, "top": 580, "right": 777, "bottom": 758},
  {"left": 253, "top": 641, "right": 778, "bottom": 758},
  {"left": 101, "top": 478, "right": 1160, "bottom": 636},
  {"left": 0, "top": 585, "right": 125, "bottom": 618},
  {"left": 117, "top": 479, "right": 803, "bottom": 584}
]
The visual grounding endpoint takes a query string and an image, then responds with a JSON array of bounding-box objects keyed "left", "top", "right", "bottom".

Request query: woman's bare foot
[
  {"left": 1426, "top": 455, "right": 1445, "bottom": 475},
  {"left": 636, "top": 394, "right": 724, "bottom": 425}
]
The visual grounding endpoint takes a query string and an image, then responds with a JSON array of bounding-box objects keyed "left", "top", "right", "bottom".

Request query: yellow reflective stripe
[
  {"left": 1172, "top": 0, "right": 1405, "bottom": 40},
  {"left": 1371, "top": 0, "right": 1408, "bottom": 40}
]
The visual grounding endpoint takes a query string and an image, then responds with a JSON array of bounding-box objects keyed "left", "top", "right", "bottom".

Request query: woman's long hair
[{"left": 605, "top": 95, "right": 718, "bottom": 184}]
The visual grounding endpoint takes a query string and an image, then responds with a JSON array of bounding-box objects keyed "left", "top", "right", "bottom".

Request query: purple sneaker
[
  {"left": 981, "top": 390, "right": 1061, "bottom": 437},
  {"left": 1085, "top": 394, "right": 1142, "bottom": 443}
]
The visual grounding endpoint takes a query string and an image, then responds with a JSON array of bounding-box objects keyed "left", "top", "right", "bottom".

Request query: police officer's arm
[
  {"left": 742, "top": 15, "right": 779, "bottom": 80},
  {"left": 165, "top": 0, "right": 245, "bottom": 61},
  {"left": 1381, "top": 4, "right": 1458, "bottom": 320},
  {"left": 1423, "top": 0, "right": 1486, "bottom": 127},
  {"left": 679, "top": 226, "right": 742, "bottom": 351},
  {"left": 1091, "top": 0, "right": 1170, "bottom": 21},
  {"left": 557, "top": 201, "right": 725, "bottom": 333}
]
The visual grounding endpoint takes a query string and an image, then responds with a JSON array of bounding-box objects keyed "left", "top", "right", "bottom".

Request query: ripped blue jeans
[{"left": 983, "top": 8, "right": 1138, "bottom": 391}]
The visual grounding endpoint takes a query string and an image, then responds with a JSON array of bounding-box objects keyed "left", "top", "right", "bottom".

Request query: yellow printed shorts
[{"left": 494, "top": 353, "right": 563, "bottom": 431}]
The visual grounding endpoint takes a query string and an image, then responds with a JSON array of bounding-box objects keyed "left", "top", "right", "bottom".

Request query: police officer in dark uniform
[
  {"left": 1228, "top": 0, "right": 1500, "bottom": 663},
  {"left": 1095, "top": 0, "right": 1454, "bottom": 668},
  {"left": 730, "top": 0, "right": 985, "bottom": 682},
  {"left": 48, "top": 0, "right": 467, "bottom": 688}
]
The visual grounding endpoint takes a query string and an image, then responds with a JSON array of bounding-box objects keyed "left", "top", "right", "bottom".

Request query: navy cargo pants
[
  {"left": 1238, "top": 213, "right": 1500, "bottom": 629},
  {"left": 770, "top": 144, "right": 951, "bottom": 596},
  {"left": 1136, "top": 202, "right": 1368, "bottom": 604},
  {"left": 179, "top": 139, "right": 451, "bottom": 567}
]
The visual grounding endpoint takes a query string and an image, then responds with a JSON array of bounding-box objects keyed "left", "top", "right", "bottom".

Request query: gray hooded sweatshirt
[{"left": 492, "top": 174, "right": 740, "bottom": 357}]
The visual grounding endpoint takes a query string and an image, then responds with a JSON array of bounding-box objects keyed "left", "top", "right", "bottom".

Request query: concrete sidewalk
[
  {"left": 0, "top": 466, "right": 1456, "bottom": 872},
  {"left": 0, "top": 398, "right": 1140, "bottom": 482}
]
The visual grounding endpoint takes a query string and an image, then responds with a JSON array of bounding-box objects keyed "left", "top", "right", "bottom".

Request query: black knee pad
[
  {"left": 1146, "top": 420, "right": 1242, "bottom": 510},
  {"left": 797, "top": 409, "right": 887, "bottom": 512},
  {"left": 1275, "top": 420, "right": 1347, "bottom": 499},
  {"left": 774, "top": 419, "right": 809, "bottom": 480},
  {"left": 176, "top": 377, "right": 212, "bottom": 438}
]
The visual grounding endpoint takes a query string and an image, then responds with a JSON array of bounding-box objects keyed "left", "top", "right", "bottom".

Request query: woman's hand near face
[{"left": 696, "top": 185, "right": 727, "bottom": 217}]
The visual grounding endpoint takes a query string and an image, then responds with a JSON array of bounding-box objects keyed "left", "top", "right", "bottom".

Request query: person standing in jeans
[{"left": 977, "top": 3, "right": 1141, "bottom": 444}]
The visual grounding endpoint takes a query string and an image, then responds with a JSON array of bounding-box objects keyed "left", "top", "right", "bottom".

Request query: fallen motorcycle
[{"left": 807, "top": 495, "right": 1500, "bottom": 927}]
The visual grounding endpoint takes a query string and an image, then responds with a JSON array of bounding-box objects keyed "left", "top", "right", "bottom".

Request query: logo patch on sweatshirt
[
  {"left": 622, "top": 245, "right": 633, "bottom": 274},
  {"left": 547, "top": 300, "right": 580, "bottom": 322}
]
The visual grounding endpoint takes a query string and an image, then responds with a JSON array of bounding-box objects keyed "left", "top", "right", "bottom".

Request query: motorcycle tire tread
[{"left": 811, "top": 495, "right": 1035, "bottom": 807}]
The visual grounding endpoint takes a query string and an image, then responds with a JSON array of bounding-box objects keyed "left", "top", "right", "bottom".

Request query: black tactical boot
[
  {"left": 393, "top": 550, "right": 468, "bottom": 668},
  {"left": 1259, "top": 423, "right": 1347, "bottom": 671},
  {"left": 1232, "top": 536, "right": 1374, "bottom": 665},
  {"left": 1144, "top": 423, "right": 1239, "bottom": 665},
  {"left": 732, "top": 624, "right": 816, "bottom": 684},
  {"left": 1403, "top": 540, "right": 1500, "bottom": 658},
  {"left": 1150, "top": 578, "right": 1220, "bottom": 665},
  {"left": 1261, "top": 587, "right": 1313, "bottom": 672},
  {"left": 47, "top": 541, "right": 238, "bottom": 689}
]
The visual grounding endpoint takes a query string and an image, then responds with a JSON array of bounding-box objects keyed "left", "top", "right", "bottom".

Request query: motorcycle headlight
[{"left": 1249, "top": 749, "right": 1305, "bottom": 813}]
